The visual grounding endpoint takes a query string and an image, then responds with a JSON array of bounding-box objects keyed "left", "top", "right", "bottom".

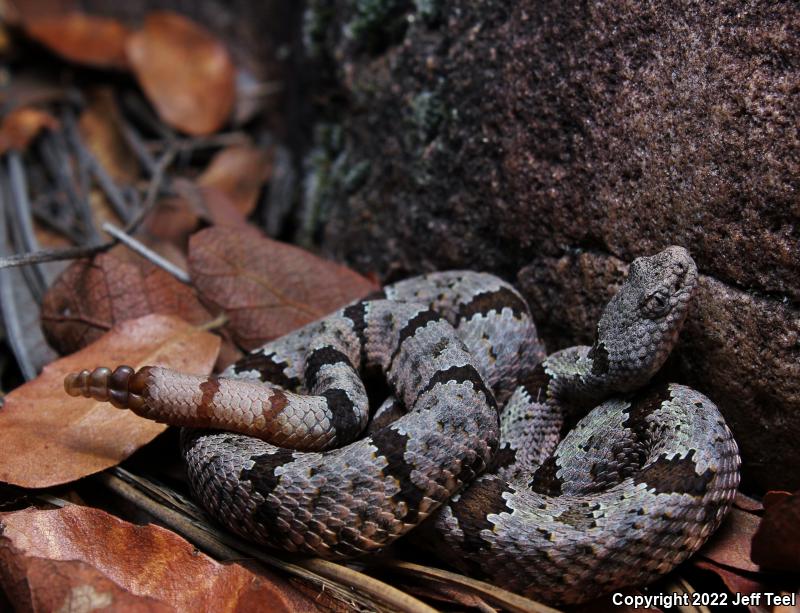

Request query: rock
[{"left": 299, "top": 1, "right": 800, "bottom": 491}]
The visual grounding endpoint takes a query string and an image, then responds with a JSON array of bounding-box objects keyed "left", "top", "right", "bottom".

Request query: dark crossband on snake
[{"left": 65, "top": 246, "right": 740, "bottom": 605}]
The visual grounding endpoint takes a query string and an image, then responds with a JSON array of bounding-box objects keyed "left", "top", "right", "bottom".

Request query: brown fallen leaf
[
  {"left": 698, "top": 507, "right": 760, "bottom": 572},
  {"left": 79, "top": 88, "right": 139, "bottom": 182},
  {"left": 763, "top": 490, "right": 793, "bottom": 508},
  {"left": 24, "top": 12, "right": 130, "bottom": 69},
  {"left": 0, "top": 505, "right": 321, "bottom": 612},
  {"left": 694, "top": 560, "right": 767, "bottom": 601},
  {"left": 735, "top": 491, "right": 765, "bottom": 513},
  {"left": 41, "top": 250, "right": 211, "bottom": 355},
  {"left": 141, "top": 193, "right": 202, "bottom": 247},
  {"left": 125, "top": 11, "right": 235, "bottom": 135},
  {"left": 199, "top": 144, "right": 273, "bottom": 216},
  {"left": 751, "top": 490, "right": 800, "bottom": 572},
  {"left": 0, "top": 106, "right": 58, "bottom": 154},
  {"left": 1, "top": 0, "right": 75, "bottom": 24},
  {"left": 188, "top": 226, "right": 379, "bottom": 350},
  {"left": 172, "top": 176, "right": 249, "bottom": 227},
  {"left": 3, "top": 556, "right": 171, "bottom": 612},
  {"left": 0, "top": 314, "right": 219, "bottom": 488}
]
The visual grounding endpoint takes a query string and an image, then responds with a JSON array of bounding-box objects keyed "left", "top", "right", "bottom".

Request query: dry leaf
[
  {"left": 694, "top": 560, "right": 766, "bottom": 602},
  {"left": 79, "top": 88, "right": 139, "bottom": 182},
  {"left": 188, "top": 226, "right": 379, "bottom": 350},
  {"left": 763, "top": 490, "right": 792, "bottom": 509},
  {"left": 751, "top": 490, "right": 800, "bottom": 572},
  {"left": 3, "top": 1, "right": 77, "bottom": 24},
  {"left": 698, "top": 508, "right": 760, "bottom": 572},
  {"left": 2, "top": 556, "right": 171, "bottom": 612},
  {"left": 171, "top": 177, "right": 248, "bottom": 227},
  {"left": 141, "top": 194, "right": 201, "bottom": 247},
  {"left": 41, "top": 251, "right": 211, "bottom": 355},
  {"left": 24, "top": 12, "right": 130, "bottom": 69},
  {"left": 0, "top": 314, "right": 219, "bottom": 487},
  {"left": 199, "top": 144, "right": 272, "bottom": 216},
  {"left": 735, "top": 492, "right": 765, "bottom": 513},
  {"left": 125, "top": 11, "right": 235, "bottom": 135},
  {"left": 0, "top": 505, "right": 321, "bottom": 612},
  {"left": 0, "top": 107, "right": 58, "bottom": 154}
]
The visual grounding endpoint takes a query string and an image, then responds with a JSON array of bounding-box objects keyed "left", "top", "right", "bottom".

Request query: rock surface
[{"left": 300, "top": 1, "right": 800, "bottom": 490}]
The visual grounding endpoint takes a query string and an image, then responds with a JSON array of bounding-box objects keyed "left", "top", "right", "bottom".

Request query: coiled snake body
[{"left": 66, "top": 246, "right": 740, "bottom": 604}]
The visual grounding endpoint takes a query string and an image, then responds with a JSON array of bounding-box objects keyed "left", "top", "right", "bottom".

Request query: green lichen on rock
[
  {"left": 413, "top": 0, "right": 443, "bottom": 24},
  {"left": 407, "top": 90, "right": 449, "bottom": 186},
  {"left": 410, "top": 90, "right": 446, "bottom": 142},
  {"left": 342, "top": 159, "right": 372, "bottom": 194},
  {"left": 302, "top": 0, "right": 335, "bottom": 58},
  {"left": 298, "top": 123, "right": 343, "bottom": 245},
  {"left": 311, "top": 0, "right": 439, "bottom": 58},
  {"left": 345, "top": 0, "right": 412, "bottom": 52},
  {"left": 298, "top": 123, "right": 372, "bottom": 244}
]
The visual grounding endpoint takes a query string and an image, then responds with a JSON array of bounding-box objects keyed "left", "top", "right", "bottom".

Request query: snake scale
[{"left": 66, "top": 246, "right": 740, "bottom": 604}]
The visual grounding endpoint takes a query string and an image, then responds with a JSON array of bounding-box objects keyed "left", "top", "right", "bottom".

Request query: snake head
[{"left": 592, "top": 246, "right": 698, "bottom": 391}]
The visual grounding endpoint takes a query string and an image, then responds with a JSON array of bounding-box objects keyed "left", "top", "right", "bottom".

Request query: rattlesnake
[{"left": 65, "top": 246, "right": 740, "bottom": 604}]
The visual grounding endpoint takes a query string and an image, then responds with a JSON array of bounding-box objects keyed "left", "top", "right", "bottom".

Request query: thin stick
[
  {"left": 39, "top": 132, "right": 102, "bottom": 244},
  {"left": 65, "top": 110, "right": 92, "bottom": 205},
  {"left": 124, "top": 147, "right": 176, "bottom": 234},
  {"left": 63, "top": 110, "right": 132, "bottom": 223},
  {"left": 298, "top": 559, "right": 439, "bottom": 613},
  {"left": 197, "top": 312, "right": 229, "bottom": 332},
  {"left": 150, "top": 131, "right": 251, "bottom": 154},
  {"left": 0, "top": 191, "right": 37, "bottom": 381},
  {"left": 34, "top": 494, "right": 69, "bottom": 508},
  {"left": 0, "top": 272, "right": 38, "bottom": 380},
  {"left": 6, "top": 153, "right": 43, "bottom": 255},
  {"left": 5, "top": 153, "right": 49, "bottom": 296},
  {"left": 99, "top": 470, "right": 435, "bottom": 613},
  {"left": 121, "top": 92, "right": 174, "bottom": 141},
  {"left": 120, "top": 119, "right": 158, "bottom": 175},
  {"left": 0, "top": 244, "right": 110, "bottom": 270},
  {"left": 377, "top": 560, "right": 562, "bottom": 613},
  {"left": 30, "top": 197, "right": 88, "bottom": 245},
  {"left": 102, "top": 222, "right": 190, "bottom": 284}
]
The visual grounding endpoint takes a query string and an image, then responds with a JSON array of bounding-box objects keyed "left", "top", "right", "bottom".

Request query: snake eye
[{"left": 642, "top": 290, "right": 670, "bottom": 318}]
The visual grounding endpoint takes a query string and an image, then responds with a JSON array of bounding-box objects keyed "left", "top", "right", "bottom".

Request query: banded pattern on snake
[{"left": 65, "top": 246, "right": 740, "bottom": 604}]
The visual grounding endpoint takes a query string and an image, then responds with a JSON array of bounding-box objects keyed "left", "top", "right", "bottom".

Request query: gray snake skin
[{"left": 65, "top": 246, "right": 741, "bottom": 604}]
